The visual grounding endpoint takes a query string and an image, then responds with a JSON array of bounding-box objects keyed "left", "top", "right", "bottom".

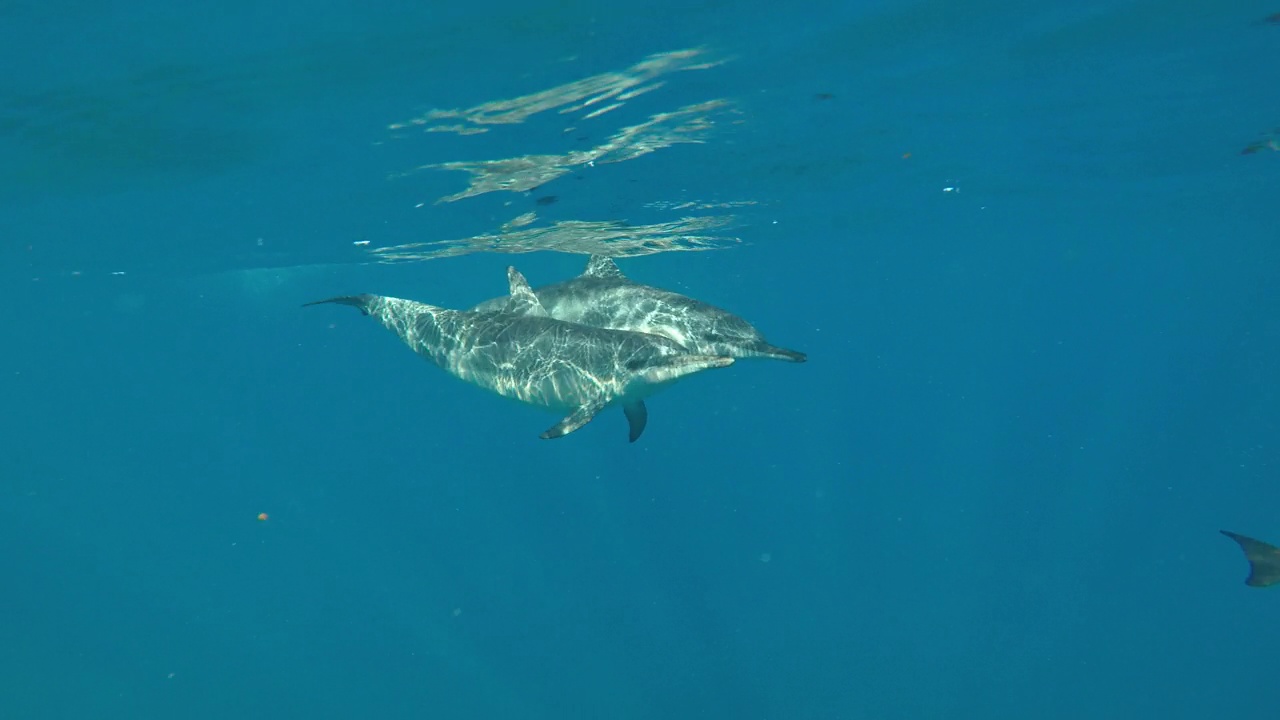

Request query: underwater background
[{"left": 3, "top": 1, "right": 1278, "bottom": 718}]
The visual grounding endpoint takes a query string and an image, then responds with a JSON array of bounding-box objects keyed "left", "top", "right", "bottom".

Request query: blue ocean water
[{"left": 3, "top": 1, "right": 1278, "bottom": 717}]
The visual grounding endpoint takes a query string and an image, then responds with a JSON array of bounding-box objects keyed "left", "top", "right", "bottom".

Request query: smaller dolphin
[
  {"left": 1220, "top": 530, "right": 1280, "bottom": 587},
  {"left": 473, "top": 255, "right": 806, "bottom": 363},
  {"left": 305, "top": 266, "right": 733, "bottom": 441}
]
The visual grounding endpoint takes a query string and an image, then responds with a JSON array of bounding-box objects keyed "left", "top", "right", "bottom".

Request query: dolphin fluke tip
[
  {"left": 302, "top": 294, "right": 376, "bottom": 316},
  {"left": 1221, "top": 530, "right": 1280, "bottom": 588}
]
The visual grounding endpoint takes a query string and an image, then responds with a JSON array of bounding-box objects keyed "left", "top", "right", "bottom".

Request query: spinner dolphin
[
  {"left": 305, "top": 266, "right": 733, "bottom": 441},
  {"left": 473, "top": 255, "right": 806, "bottom": 363}
]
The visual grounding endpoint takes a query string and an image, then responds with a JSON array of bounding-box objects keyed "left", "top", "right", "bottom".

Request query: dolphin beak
[
  {"left": 757, "top": 343, "right": 807, "bottom": 363},
  {"left": 641, "top": 355, "right": 735, "bottom": 384}
]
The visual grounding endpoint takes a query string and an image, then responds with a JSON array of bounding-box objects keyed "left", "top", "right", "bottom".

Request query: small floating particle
[
  {"left": 902, "top": 152, "right": 912, "bottom": 159},
  {"left": 257, "top": 512, "right": 269, "bottom": 522}
]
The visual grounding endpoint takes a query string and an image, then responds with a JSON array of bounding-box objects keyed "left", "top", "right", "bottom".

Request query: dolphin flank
[
  {"left": 305, "top": 266, "right": 734, "bottom": 441},
  {"left": 473, "top": 255, "right": 806, "bottom": 363},
  {"left": 1221, "top": 530, "right": 1280, "bottom": 587}
]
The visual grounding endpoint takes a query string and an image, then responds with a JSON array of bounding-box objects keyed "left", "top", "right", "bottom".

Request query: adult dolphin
[
  {"left": 305, "top": 266, "right": 733, "bottom": 441},
  {"left": 473, "top": 255, "right": 806, "bottom": 363}
]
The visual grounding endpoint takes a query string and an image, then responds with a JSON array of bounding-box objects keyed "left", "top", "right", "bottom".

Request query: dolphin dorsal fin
[
  {"left": 504, "top": 266, "right": 548, "bottom": 317},
  {"left": 583, "top": 255, "right": 625, "bottom": 279}
]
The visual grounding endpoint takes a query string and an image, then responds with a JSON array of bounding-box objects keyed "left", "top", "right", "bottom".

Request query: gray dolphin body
[
  {"left": 472, "top": 255, "right": 806, "bottom": 363},
  {"left": 1221, "top": 530, "right": 1280, "bottom": 587},
  {"left": 305, "top": 267, "right": 733, "bottom": 441}
]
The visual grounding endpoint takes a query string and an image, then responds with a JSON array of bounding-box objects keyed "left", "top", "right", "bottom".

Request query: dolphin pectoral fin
[
  {"left": 623, "top": 401, "right": 648, "bottom": 443},
  {"left": 1221, "top": 530, "right": 1280, "bottom": 587},
  {"left": 540, "top": 398, "right": 608, "bottom": 440}
]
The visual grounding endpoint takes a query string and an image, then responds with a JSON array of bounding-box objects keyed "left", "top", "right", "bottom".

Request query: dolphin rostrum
[
  {"left": 305, "top": 266, "right": 734, "bottom": 441},
  {"left": 473, "top": 255, "right": 806, "bottom": 363},
  {"left": 1221, "top": 530, "right": 1280, "bottom": 587}
]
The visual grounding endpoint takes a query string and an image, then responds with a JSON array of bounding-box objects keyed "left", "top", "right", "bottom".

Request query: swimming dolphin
[
  {"left": 1221, "top": 530, "right": 1280, "bottom": 587},
  {"left": 472, "top": 255, "right": 806, "bottom": 363},
  {"left": 305, "top": 266, "right": 734, "bottom": 441}
]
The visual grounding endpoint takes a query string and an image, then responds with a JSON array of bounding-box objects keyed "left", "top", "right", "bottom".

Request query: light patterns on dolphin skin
[
  {"left": 474, "top": 255, "right": 807, "bottom": 363},
  {"left": 305, "top": 267, "right": 733, "bottom": 441}
]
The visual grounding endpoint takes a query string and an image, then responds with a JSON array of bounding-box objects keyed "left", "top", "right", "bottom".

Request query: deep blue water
[{"left": 3, "top": 1, "right": 1279, "bottom": 718}]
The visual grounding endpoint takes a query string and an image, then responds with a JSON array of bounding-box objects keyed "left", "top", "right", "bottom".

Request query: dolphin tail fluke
[
  {"left": 1221, "top": 530, "right": 1280, "bottom": 587},
  {"left": 302, "top": 294, "right": 377, "bottom": 316}
]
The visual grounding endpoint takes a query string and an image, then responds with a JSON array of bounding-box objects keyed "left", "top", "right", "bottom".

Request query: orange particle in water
[
  {"left": 902, "top": 152, "right": 912, "bottom": 159},
  {"left": 257, "top": 513, "right": 269, "bottom": 521}
]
